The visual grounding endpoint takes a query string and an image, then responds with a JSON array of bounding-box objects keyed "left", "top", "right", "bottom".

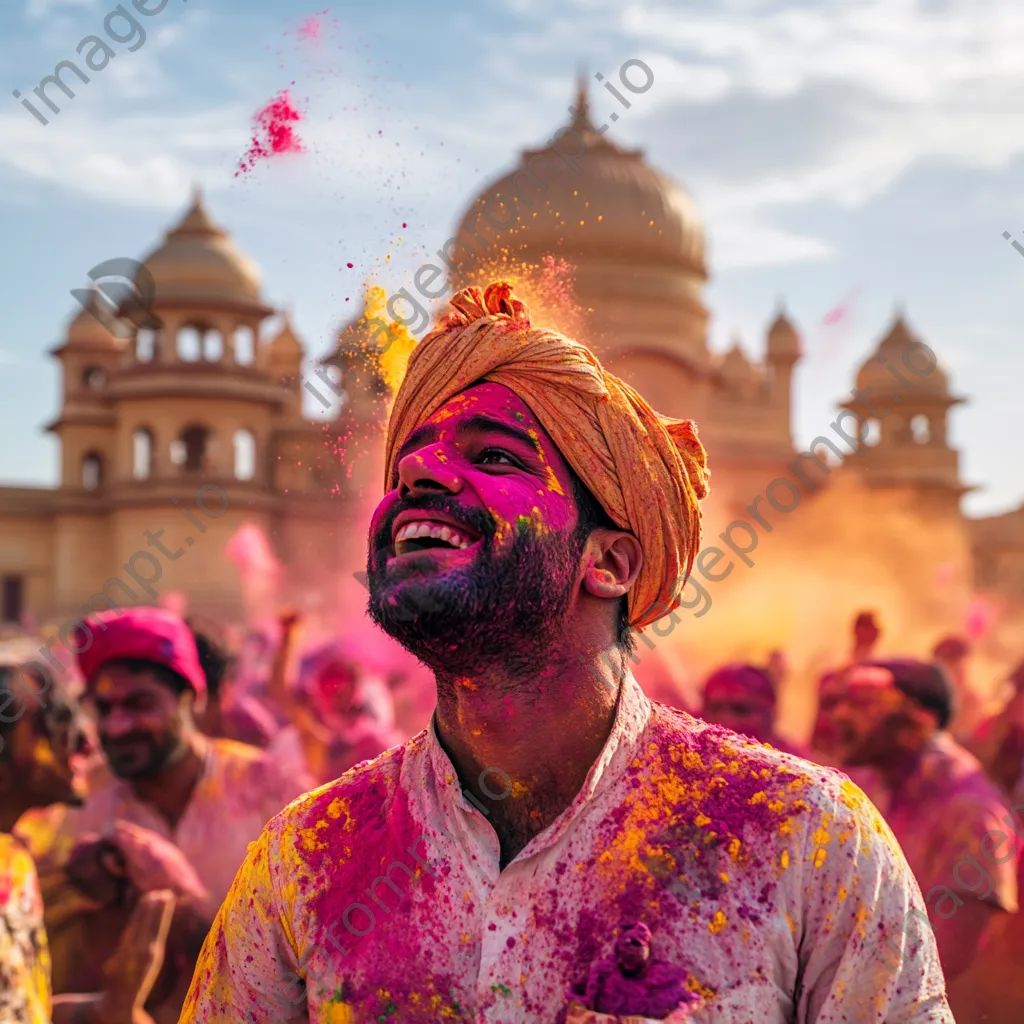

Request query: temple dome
[
  {"left": 64, "top": 290, "right": 125, "bottom": 349},
  {"left": 141, "top": 188, "right": 269, "bottom": 314},
  {"left": 856, "top": 311, "right": 950, "bottom": 396},
  {"left": 452, "top": 81, "right": 706, "bottom": 277}
]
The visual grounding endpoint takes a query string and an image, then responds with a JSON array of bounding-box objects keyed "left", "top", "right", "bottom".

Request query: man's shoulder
[
  {"left": 910, "top": 735, "right": 1010, "bottom": 827},
  {"left": 646, "top": 704, "right": 879, "bottom": 839},
  {"left": 265, "top": 731, "right": 424, "bottom": 840}
]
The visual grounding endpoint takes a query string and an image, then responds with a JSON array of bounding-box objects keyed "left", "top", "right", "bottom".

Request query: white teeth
[{"left": 395, "top": 519, "right": 474, "bottom": 548}]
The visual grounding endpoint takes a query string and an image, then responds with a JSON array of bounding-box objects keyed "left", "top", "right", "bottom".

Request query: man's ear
[
  {"left": 581, "top": 528, "right": 643, "bottom": 601},
  {"left": 183, "top": 688, "right": 207, "bottom": 719}
]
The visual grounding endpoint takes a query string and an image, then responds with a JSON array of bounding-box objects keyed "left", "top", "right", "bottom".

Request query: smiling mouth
[{"left": 392, "top": 518, "right": 480, "bottom": 557}]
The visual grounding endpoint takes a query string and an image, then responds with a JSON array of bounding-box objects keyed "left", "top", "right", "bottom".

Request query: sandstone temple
[{"left": 0, "top": 81, "right": 1021, "bottom": 642}]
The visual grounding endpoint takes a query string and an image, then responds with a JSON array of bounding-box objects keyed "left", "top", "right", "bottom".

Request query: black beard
[
  {"left": 367, "top": 494, "right": 584, "bottom": 685},
  {"left": 102, "top": 730, "right": 185, "bottom": 780}
]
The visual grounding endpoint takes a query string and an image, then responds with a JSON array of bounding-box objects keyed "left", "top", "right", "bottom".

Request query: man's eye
[{"left": 477, "top": 448, "right": 520, "bottom": 467}]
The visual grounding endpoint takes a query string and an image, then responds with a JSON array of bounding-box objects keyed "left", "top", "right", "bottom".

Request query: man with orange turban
[{"left": 183, "top": 284, "right": 951, "bottom": 1022}]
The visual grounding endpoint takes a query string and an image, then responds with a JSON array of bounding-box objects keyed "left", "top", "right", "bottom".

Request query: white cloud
[
  {"left": 0, "top": 104, "right": 245, "bottom": 207},
  {"left": 708, "top": 217, "right": 833, "bottom": 270}
]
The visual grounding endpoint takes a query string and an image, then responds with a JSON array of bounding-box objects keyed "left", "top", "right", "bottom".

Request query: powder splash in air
[
  {"left": 236, "top": 89, "right": 306, "bottom": 176},
  {"left": 296, "top": 11, "right": 327, "bottom": 41}
]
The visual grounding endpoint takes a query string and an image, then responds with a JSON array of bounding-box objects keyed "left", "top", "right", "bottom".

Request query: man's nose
[
  {"left": 396, "top": 445, "right": 464, "bottom": 498},
  {"left": 100, "top": 706, "right": 135, "bottom": 740}
]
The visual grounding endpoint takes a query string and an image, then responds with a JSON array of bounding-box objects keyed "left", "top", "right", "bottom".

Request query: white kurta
[{"left": 183, "top": 678, "right": 952, "bottom": 1023}]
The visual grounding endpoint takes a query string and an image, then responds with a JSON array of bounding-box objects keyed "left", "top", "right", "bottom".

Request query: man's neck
[
  {"left": 129, "top": 732, "right": 209, "bottom": 831},
  {"left": 433, "top": 644, "right": 626, "bottom": 867}
]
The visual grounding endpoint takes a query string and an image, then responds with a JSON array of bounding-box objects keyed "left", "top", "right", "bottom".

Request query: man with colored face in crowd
[
  {"left": 264, "top": 612, "right": 402, "bottom": 789},
  {"left": 830, "top": 658, "right": 1019, "bottom": 981},
  {"left": 31, "top": 608, "right": 305, "bottom": 1017},
  {"left": 699, "top": 662, "right": 805, "bottom": 757},
  {"left": 0, "top": 652, "right": 175, "bottom": 1024},
  {"left": 182, "top": 283, "right": 952, "bottom": 1021}
]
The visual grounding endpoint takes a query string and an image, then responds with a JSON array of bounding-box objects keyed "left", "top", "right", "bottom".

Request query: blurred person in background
[
  {"left": 265, "top": 610, "right": 402, "bottom": 788},
  {"left": 967, "top": 658, "right": 1024, "bottom": 789},
  {"left": 187, "top": 619, "right": 276, "bottom": 748},
  {"left": 851, "top": 610, "right": 882, "bottom": 663},
  {"left": 700, "top": 662, "right": 806, "bottom": 756},
  {"left": 32, "top": 608, "right": 304, "bottom": 1022},
  {"left": 810, "top": 669, "right": 844, "bottom": 764},
  {"left": 932, "top": 635, "right": 986, "bottom": 743},
  {"left": 0, "top": 658, "right": 175, "bottom": 1024},
  {"left": 830, "top": 658, "right": 1019, "bottom": 982}
]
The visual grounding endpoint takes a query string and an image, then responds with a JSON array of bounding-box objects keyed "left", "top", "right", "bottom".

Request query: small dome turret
[
  {"left": 766, "top": 306, "right": 801, "bottom": 361},
  {"left": 855, "top": 310, "right": 949, "bottom": 396}
]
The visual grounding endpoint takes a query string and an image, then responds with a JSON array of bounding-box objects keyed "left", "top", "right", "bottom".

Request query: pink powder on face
[
  {"left": 395, "top": 383, "right": 577, "bottom": 536},
  {"left": 236, "top": 90, "right": 306, "bottom": 176}
]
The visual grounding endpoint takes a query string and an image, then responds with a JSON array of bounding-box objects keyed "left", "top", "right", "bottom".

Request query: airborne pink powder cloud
[{"left": 236, "top": 89, "right": 306, "bottom": 176}]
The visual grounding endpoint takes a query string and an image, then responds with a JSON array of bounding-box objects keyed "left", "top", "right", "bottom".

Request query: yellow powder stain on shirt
[
  {"left": 749, "top": 791, "right": 767, "bottom": 805},
  {"left": 779, "top": 849, "right": 790, "bottom": 870},
  {"left": 785, "top": 912, "right": 797, "bottom": 934},
  {"left": 694, "top": 813, "right": 712, "bottom": 827},
  {"left": 325, "top": 797, "right": 352, "bottom": 822},
  {"left": 686, "top": 977, "right": 717, "bottom": 1002},
  {"left": 812, "top": 847, "right": 828, "bottom": 869},
  {"left": 323, "top": 1004, "right": 353, "bottom": 1023},
  {"left": 708, "top": 910, "right": 727, "bottom": 934}
]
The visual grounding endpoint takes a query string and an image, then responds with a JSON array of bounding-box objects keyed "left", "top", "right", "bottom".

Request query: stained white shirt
[{"left": 182, "top": 677, "right": 952, "bottom": 1023}]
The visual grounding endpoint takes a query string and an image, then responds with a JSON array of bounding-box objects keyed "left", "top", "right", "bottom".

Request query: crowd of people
[{"left": 2, "top": 281, "right": 1023, "bottom": 1022}]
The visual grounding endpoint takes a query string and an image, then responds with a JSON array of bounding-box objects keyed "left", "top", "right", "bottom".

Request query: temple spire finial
[{"left": 571, "top": 69, "right": 592, "bottom": 131}]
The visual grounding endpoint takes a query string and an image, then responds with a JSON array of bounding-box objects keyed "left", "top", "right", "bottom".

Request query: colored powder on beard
[{"left": 236, "top": 90, "right": 306, "bottom": 176}]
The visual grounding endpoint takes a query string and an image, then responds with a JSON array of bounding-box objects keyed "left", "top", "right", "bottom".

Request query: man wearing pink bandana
[
  {"left": 182, "top": 284, "right": 951, "bottom": 1023},
  {"left": 831, "top": 658, "right": 1019, "bottom": 983},
  {"left": 29, "top": 607, "right": 305, "bottom": 1019}
]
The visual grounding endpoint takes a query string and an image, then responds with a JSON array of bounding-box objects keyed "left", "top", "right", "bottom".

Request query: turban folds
[{"left": 383, "top": 283, "right": 710, "bottom": 631}]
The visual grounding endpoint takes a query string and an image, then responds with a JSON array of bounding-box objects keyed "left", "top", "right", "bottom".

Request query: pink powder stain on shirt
[
  {"left": 235, "top": 90, "right": 306, "bottom": 176},
  {"left": 290, "top": 747, "right": 468, "bottom": 1016}
]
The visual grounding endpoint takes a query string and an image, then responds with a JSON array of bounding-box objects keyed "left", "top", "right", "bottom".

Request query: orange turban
[{"left": 383, "top": 282, "right": 710, "bottom": 630}]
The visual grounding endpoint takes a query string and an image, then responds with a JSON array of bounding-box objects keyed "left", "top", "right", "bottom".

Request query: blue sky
[{"left": 2, "top": 0, "right": 1023, "bottom": 516}]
